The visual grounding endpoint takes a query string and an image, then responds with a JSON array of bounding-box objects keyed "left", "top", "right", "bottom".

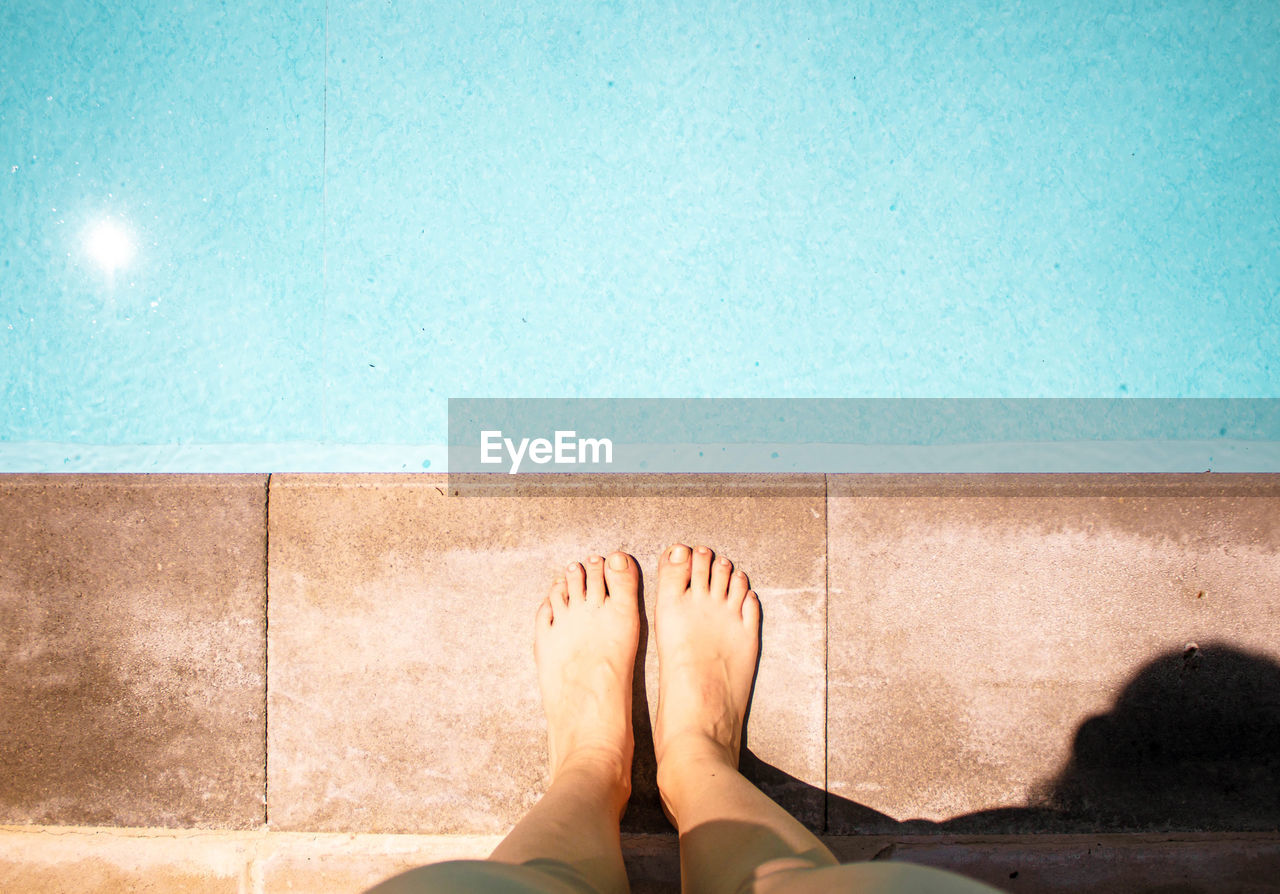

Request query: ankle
[
  {"left": 655, "top": 732, "right": 738, "bottom": 803},
  {"left": 656, "top": 725, "right": 738, "bottom": 769},
  {"left": 554, "top": 747, "right": 633, "bottom": 805}
]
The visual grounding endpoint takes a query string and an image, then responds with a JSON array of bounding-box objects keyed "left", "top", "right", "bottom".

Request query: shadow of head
[
  {"left": 1042, "top": 641, "right": 1280, "bottom": 830},
  {"left": 813, "top": 641, "right": 1280, "bottom": 836}
]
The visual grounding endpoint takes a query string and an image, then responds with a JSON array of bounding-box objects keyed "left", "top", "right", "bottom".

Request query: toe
[
  {"left": 566, "top": 561, "right": 586, "bottom": 602},
  {"left": 604, "top": 551, "right": 639, "bottom": 612},
  {"left": 742, "top": 589, "right": 761, "bottom": 628},
  {"left": 657, "top": 543, "right": 693, "bottom": 600},
  {"left": 584, "top": 554, "right": 606, "bottom": 606},
  {"left": 728, "top": 569, "right": 749, "bottom": 609},
  {"left": 710, "top": 555, "right": 733, "bottom": 599},
  {"left": 691, "top": 545, "right": 714, "bottom": 596},
  {"left": 549, "top": 577, "right": 569, "bottom": 619},
  {"left": 536, "top": 597, "right": 554, "bottom": 628}
]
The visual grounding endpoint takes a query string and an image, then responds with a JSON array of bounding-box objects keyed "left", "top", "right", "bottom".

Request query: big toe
[
  {"left": 603, "top": 551, "right": 640, "bottom": 612},
  {"left": 657, "top": 543, "right": 692, "bottom": 601}
]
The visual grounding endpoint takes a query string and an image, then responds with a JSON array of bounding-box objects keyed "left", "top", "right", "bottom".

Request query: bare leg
[
  {"left": 652, "top": 544, "right": 998, "bottom": 894},
  {"left": 486, "top": 551, "right": 641, "bottom": 894},
  {"left": 651, "top": 543, "right": 836, "bottom": 894}
]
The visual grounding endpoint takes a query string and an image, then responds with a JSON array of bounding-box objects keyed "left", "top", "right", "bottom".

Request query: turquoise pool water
[{"left": 2, "top": 1, "right": 1278, "bottom": 471}]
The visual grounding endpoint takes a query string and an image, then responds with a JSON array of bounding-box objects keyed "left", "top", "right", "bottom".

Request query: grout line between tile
[
  {"left": 822, "top": 473, "right": 829, "bottom": 836},
  {"left": 263, "top": 473, "right": 271, "bottom": 831}
]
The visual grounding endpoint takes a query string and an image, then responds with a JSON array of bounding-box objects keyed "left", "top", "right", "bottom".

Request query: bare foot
[
  {"left": 653, "top": 543, "right": 761, "bottom": 780},
  {"left": 535, "top": 551, "right": 640, "bottom": 805}
]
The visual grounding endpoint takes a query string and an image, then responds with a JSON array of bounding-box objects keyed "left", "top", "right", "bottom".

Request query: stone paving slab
[
  {"left": 826, "top": 474, "right": 1280, "bottom": 834},
  {"left": 257, "top": 831, "right": 503, "bottom": 894},
  {"left": 0, "top": 475, "right": 268, "bottom": 829},
  {"left": 824, "top": 833, "right": 1280, "bottom": 894},
  {"left": 3, "top": 827, "right": 1277, "bottom": 894},
  {"left": 0, "top": 827, "right": 252, "bottom": 894},
  {"left": 266, "top": 474, "right": 826, "bottom": 834}
]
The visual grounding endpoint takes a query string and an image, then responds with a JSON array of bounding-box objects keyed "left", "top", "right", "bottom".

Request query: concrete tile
[
  {"left": 827, "top": 474, "right": 1280, "bottom": 833},
  {"left": 0, "top": 827, "right": 250, "bottom": 894},
  {"left": 260, "top": 833, "right": 681, "bottom": 894},
  {"left": 823, "top": 833, "right": 1280, "bottom": 894},
  {"left": 0, "top": 862, "right": 234, "bottom": 894},
  {"left": 267, "top": 474, "right": 826, "bottom": 834},
  {"left": 257, "top": 832, "right": 501, "bottom": 894},
  {"left": 0, "top": 827, "right": 672, "bottom": 894},
  {"left": 0, "top": 475, "right": 267, "bottom": 828},
  {"left": 3, "top": 827, "right": 1274, "bottom": 894}
]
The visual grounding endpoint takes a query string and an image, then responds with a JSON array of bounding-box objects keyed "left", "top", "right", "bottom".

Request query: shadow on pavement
[{"left": 626, "top": 640, "right": 1280, "bottom": 836}]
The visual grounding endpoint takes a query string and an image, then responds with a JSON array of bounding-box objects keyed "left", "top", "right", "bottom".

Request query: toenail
[
  {"left": 719, "top": 557, "right": 731, "bottom": 567},
  {"left": 588, "top": 555, "right": 601, "bottom": 564},
  {"left": 567, "top": 562, "right": 578, "bottom": 573},
  {"left": 669, "top": 545, "right": 687, "bottom": 561},
  {"left": 608, "top": 553, "right": 627, "bottom": 571},
  {"left": 697, "top": 546, "right": 710, "bottom": 555}
]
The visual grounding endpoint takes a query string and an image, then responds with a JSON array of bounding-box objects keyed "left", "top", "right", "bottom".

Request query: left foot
[{"left": 535, "top": 551, "right": 641, "bottom": 803}]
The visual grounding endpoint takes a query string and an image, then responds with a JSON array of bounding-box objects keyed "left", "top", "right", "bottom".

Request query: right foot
[
  {"left": 653, "top": 544, "right": 761, "bottom": 779},
  {"left": 534, "top": 551, "right": 640, "bottom": 809}
]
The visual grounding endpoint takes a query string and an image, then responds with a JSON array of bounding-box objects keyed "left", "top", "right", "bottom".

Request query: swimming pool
[{"left": 3, "top": 0, "right": 1278, "bottom": 471}]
